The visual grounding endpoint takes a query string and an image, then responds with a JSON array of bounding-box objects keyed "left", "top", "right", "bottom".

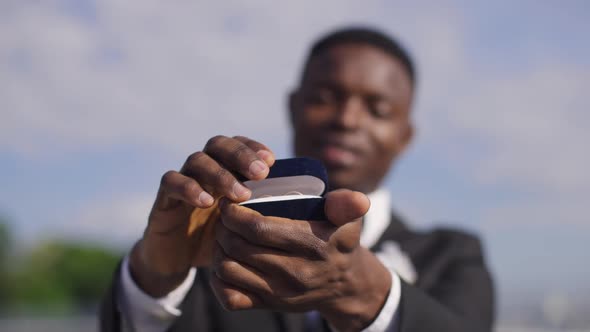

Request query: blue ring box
[{"left": 239, "top": 157, "right": 327, "bottom": 221}]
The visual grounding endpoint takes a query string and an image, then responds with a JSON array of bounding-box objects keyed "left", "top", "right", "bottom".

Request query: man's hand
[
  {"left": 129, "top": 136, "right": 275, "bottom": 297},
  {"left": 210, "top": 189, "right": 392, "bottom": 332}
]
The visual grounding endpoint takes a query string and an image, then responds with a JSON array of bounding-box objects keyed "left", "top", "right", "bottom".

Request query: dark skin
[
  {"left": 129, "top": 43, "right": 414, "bottom": 332},
  {"left": 291, "top": 43, "right": 414, "bottom": 194}
]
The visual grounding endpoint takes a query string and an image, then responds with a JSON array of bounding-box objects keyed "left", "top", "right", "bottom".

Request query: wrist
[
  {"left": 128, "top": 239, "right": 191, "bottom": 297},
  {"left": 319, "top": 248, "right": 392, "bottom": 332}
]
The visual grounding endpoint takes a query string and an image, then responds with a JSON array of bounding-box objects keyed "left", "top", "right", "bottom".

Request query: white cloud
[
  {"left": 1, "top": 1, "right": 468, "bottom": 155},
  {"left": 418, "top": 62, "right": 590, "bottom": 228},
  {"left": 446, "top": 65, "right": 589, "bottom": 192},
  {"left": 0, "top": 0, "right": 391, "bottom": 156}
]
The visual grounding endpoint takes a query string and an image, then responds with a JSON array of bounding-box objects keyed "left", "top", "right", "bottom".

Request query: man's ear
[
  {"left": 288, "top": 89, "right": 299, "bottom": 126},
  {"left": 400, "top": 122, "right": 415, "bottom": 152}
]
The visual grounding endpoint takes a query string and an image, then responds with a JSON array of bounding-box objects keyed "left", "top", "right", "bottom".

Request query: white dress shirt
[{"left": 118, "top": 189, "right": 416, "bottom": 331}]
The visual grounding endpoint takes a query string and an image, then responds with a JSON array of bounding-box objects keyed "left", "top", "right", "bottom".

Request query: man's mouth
[{"left": 320, "top": 143, "right": 360, "bottom": 167}]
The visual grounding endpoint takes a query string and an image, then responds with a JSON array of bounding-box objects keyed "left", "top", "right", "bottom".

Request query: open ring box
[{"left": 239, "top": 157, "right": 328, "bottom": 221}]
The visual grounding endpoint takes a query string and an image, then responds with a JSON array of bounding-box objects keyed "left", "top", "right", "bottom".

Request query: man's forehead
[{"left": 302, "top": 43, "right": 412, "bottom": 95}]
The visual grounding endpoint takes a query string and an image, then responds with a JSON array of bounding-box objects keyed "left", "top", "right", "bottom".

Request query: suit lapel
[
  {"left": 369, "top": 211, "right": 409, "bottom": 250},
  {"left": 370, "top": 212, "right": 421, "bottom": 284}
]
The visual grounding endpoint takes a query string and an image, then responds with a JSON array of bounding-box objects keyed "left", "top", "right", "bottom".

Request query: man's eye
[
  {"left": 307, "top": 89, "right": 337, "bottom": 105},
  {"left": 368, "top": 98, "right": 394, "bottom": 118}
]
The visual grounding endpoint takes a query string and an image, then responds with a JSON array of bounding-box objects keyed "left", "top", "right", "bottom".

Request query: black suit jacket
[{"left": 100, "top": 213, "right": 494, "bottom": 331}]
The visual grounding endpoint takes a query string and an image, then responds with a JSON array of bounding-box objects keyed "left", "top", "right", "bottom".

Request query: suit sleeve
[
  {"left": 99, "top": 262, "right": 123, "bottom": 332},
  {"left": 397, "top": 233, "right": 494, "bottom": 332},
  {"left": 99, "top": 258, "right": 199, "bottom": 332}
]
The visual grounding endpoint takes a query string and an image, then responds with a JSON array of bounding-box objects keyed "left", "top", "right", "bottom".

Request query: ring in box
[{"left": 239, "top": 157, "right": 327, "bottom": 221}]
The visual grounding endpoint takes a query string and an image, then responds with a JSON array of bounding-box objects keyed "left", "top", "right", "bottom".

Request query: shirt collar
[{"left": 360, "top": 188, "right": 392, "bottom": 248}]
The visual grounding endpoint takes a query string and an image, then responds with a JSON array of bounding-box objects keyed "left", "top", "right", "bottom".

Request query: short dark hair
[{"left": 303, "top": 26, "right": 416, "bottom": 85}]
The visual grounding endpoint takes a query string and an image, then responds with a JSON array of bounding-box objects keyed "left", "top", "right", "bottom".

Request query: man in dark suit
[{"left": 101, "top": 27, "right": 494, "bottom": 331}]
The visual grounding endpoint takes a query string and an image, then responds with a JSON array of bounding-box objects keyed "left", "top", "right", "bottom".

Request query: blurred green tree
[
  {"left": 0, "top": 221, "right": 12, "bottom": 307},
  {"left": 9, "top": 241, "right": 122, "bottom": 313},
  {"left": 0, "top": 217, "right": 123, "bottom": 314}
]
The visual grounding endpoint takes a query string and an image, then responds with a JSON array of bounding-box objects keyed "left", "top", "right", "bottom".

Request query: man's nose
[{"left": 334, "top": 96, "right": 365, "bottom": 130}]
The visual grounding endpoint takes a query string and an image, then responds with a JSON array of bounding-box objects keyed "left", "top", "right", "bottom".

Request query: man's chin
[{"left": 326, "top": 168, "right": 362, "bottom": 192}]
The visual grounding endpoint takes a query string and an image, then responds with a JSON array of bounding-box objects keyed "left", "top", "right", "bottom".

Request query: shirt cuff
[
  {"left": 118, "top": 255, "right": 196, "bottom": 329},
  {"left": 360, "top": 270, "right": 401, "bottom": 332}
]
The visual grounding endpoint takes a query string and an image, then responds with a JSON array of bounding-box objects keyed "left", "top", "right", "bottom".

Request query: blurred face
[{"left": 290, "top": 43, "right": 414, "bottom": 193}]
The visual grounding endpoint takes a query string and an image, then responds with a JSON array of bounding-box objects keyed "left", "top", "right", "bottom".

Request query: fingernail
[
  {"left": 249, "top": 160, "right": 267, "bottom": 177},
  {"left": 198, "top": 191, "right": 214, "bottom": 206},
  {"left": 232, "top": 182, "right": 251, "bottom": 199}
]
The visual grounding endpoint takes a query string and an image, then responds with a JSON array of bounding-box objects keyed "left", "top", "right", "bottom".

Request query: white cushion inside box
[{"left": 242, "top": 175, "right": 325, "bottom": 200}]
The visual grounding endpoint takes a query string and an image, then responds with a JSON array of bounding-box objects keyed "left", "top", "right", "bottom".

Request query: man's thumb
[{"left": 324, "top": 189, "right": 370, "bottom": 226}]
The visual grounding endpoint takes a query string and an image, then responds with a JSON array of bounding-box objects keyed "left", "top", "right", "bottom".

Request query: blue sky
[{"left": 1, "top": 0, "right": 589, "bottom": 316}]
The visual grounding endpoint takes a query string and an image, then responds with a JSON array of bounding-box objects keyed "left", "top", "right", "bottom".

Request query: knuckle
[
  {"left": 205, "top": 135, "right": 227, "bottom": 150},
  {"left": 249, "top": 216, "right": 271, "bottom": 238},
  {"left": 334, "top": 254, "right": 351, "bottom": 272},
  {"left": 186, "top": 151, "right": 206, "bottom": 166},
  {"left": 289, "top": 265, "right": 314, "bottom": 292},
  {"left": 305, "top": 237, "right": 328, "bottom": 260},
  {"left": 299, "top": 265, "right": 315, "bottom": 283},
  {"left": 233, "top": 135, "right": 264, "bottom": 151},
  {"left": 232, "top": 143, "right": 250, "bottom": 160},
  {"left": 232, "top": 135, "right": 247, "bottom": 141},
  {"left": 314, "top": 247, "right": 329, "bottom": 261},
  {"left": 181, "top": 180, "right": 198, "bottom": 196},
  {"left": 224, "top": 293, "right": 242, "bottom": 311},
  {"left": 160, "top": 170, "right": 176, "bottom": 187},
  {"left": 214, "top": 167, "right": 232, "bottom": 184},
  {"left": 216, "top": 259, "right": 238, "bottom": 281},
  {"left": 338, "top": 236, "right": 359, "bottom": 252}
]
